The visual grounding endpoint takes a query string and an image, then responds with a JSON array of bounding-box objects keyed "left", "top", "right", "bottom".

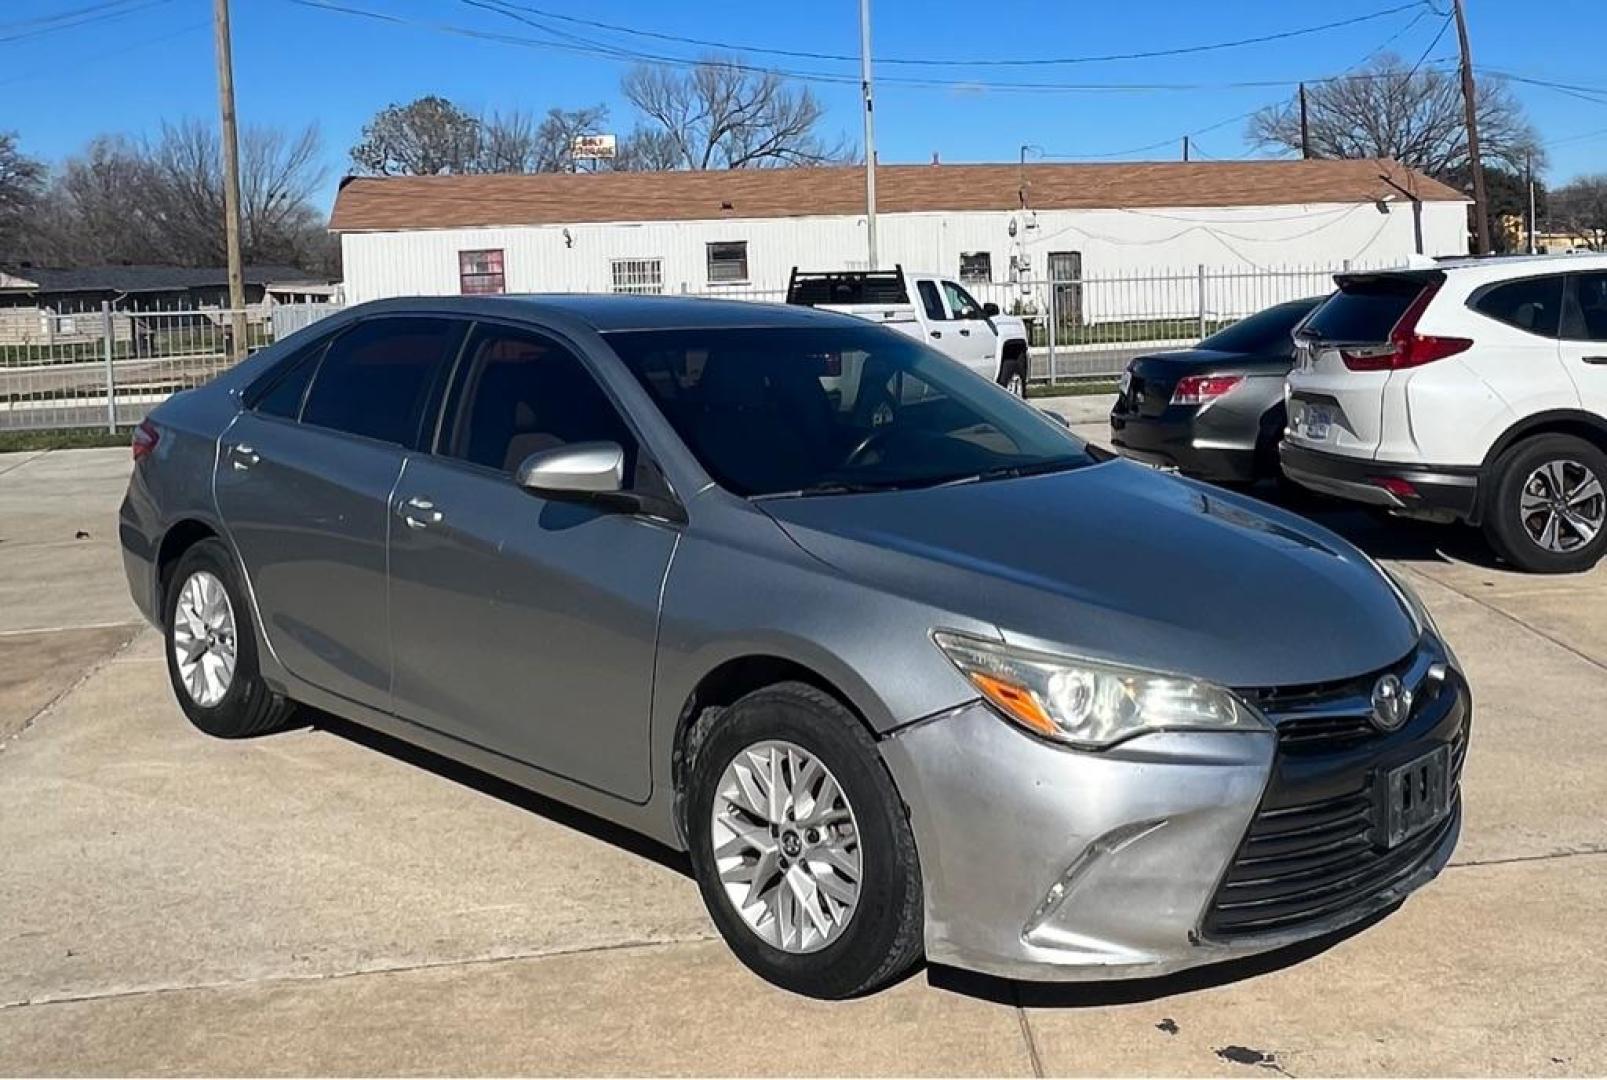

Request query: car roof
[{"left": 344, "top": 293, "right": 847, "bottom": 332}]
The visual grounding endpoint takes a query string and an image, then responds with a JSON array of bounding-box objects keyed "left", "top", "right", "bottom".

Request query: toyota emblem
[{"left": 1370, "top": 673, "right": 1412, "bottom": 731}]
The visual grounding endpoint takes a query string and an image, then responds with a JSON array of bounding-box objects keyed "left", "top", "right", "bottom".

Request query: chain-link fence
[{"left": 1, "top": 264, "right": 1359, "bottom": 433}]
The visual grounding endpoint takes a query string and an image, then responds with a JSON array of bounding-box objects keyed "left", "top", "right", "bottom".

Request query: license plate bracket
[{"left": 1379, "top": 745, "right": 1452, "bottom": 848}]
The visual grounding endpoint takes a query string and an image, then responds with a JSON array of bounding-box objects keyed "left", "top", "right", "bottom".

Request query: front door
[
  {"left": 386, "top": 322, "right": 677, "bottom": 801},
  {"left": 941, "top": 279, "right": 1000, "bottom": 378},
  {"left": 214, "top": 316, "right": 463, "bottom": 709}
]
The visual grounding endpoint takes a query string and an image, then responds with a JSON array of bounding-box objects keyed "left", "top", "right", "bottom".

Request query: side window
[
  {"left": 1472, "top": 275, "right": 1563, "bottom": 337},
  {"left": 300, "top": 317, "right": 462, "bottom": 447},
  {"left": 941, "top": 280, "right": 983, "bottom": 319},
  {"left": 1564, "top": 272, "right": 1607, "bottom": 342},
  {"left": 916, "top": 280, "right": 948, "bottom": 321},
  {"left": 252, "top": 339, "right": 327, "bottom": 420},
  {"left": 443, "top": 325, "right": 638, "bottom": 478}
]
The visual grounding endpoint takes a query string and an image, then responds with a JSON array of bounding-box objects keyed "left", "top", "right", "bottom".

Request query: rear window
[
  {"left": 1198, "top": 297, "right": 1324, "bottom": 355},
  {"left": 1471, "top": 275, "right": 1563, "bottom": 337},
  {"left": 1302, "top": 278, "right": 1426, "bottom": 343}
]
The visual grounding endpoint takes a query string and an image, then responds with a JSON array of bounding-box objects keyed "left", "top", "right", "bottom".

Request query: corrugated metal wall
[{"left": 340, "top": 201, "right": 1470, "bottom": 309}]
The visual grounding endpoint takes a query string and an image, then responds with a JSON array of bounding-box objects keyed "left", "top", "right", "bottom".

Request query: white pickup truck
[{"left": 786, "top": 267, "right": 1033, "bottom": 395}]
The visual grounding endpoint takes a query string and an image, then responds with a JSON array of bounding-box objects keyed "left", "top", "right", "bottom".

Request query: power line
[
  {"left": 0, "top": 0, "right": 173, "bottom": 45},
  {"left": 475, "top": 0, "right": 1430, "bottom": 69}
]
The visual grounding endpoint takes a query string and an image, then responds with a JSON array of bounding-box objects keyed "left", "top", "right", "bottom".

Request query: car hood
[{"left": 760, "top": 460, "right": 1418, "bottom": 689}]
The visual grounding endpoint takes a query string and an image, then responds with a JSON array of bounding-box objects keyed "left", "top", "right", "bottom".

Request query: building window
[
  {"left": 706, "top": 241, "right": 749, "bottom": 285},
  {"left": 959, "top": 252, "right": 992, "bottom": 283},
  {"left": 612, "top": 258, "right": 664, "bottom": 295},
  {"left": 459, "top": 250, "right": 505, "bottom": 295}
]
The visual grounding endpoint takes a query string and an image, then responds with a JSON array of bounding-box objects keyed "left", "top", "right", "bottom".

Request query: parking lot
[{"left": 2, "top": 404, "right": 1604, "bottom": 1076}]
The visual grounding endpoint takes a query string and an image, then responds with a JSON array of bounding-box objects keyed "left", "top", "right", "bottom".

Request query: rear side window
[
  {"left": 1564, "top": 272, "right": 1607, "bottom": 342},
  {"left": 301, "top": 317, "right": 463, "bottom": 447},
  {"left": 1472, "top": 275, "right": 1563, "bottom": 337},
  {"left": 916, "top": 280, "right": 948, "bottom": 321},
  {"left": 1302, "top": 278, "right": 1424, "bottom": 343},
  {"left": 253, "top": 341, "right": 326, "bottom": 420}
]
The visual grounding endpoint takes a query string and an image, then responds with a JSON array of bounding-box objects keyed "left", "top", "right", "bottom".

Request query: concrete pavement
[{"left": 1, "top": 443, "right": 1603, "bottom": 1076}]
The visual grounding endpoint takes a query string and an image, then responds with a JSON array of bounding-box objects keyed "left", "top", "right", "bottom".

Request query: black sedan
[{"left": 1109, "top": 296, "right": 1325, "bottom": 485}]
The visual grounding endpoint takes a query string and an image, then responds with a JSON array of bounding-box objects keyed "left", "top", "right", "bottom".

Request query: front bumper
[
  {"left": 880, "top": 664, "right": 1467, "bottom": 981},
  {"left": 1279, "top": 441, "right": 1480, "bottom": 522}
]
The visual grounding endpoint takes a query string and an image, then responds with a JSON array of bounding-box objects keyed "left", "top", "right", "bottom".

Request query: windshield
[
  {"left": 604, "top": 325, "right": 1096, "bottom": 497},
  {"left": 1197, "top": 297, "right": 1325, "bottom": 355}
]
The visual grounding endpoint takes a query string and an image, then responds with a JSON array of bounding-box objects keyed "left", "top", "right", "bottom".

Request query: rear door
[
  {"left": 1287, "top": 274, "right": 1429, "bottom": 459},
  {"left": 386, "top": 320, "right": 677, "bottom": 801},
  {"left": 214, "top": 315, "right": 463, "bottom": 709},
  {"left": 1560, "top": 270, "right": 1607, "bottom": 412}
]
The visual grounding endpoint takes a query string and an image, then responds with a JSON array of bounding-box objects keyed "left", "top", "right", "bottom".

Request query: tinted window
[
  {"left": 604, "top": 325, "right": 1094, "bottom": 497},
  {"left": 443, "top": 325, "right": 637, "bottom": 476},
  {"left": 1302, "top": 277, "right": 1425, "bottom": 342},
  {"left": 1198, "top": 297, "right": 1324, "bottom": 355},
  {"left": 301, "top": 318, "right": 461, "bottom": 447},
  {"left": 1473, "top": 275, "right": 1563, "bottom": 337},
  {"left": 916, "top": 280, "right": 948, "bottom": 321},
  {"left": 253, "top": 340, "right": 326, "bottom": 420},
  {"left": 1566, "top": 272, "right": 1607, "bottom": 342}
]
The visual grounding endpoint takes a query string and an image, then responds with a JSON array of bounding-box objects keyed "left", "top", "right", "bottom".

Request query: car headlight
[{"left": 932, "top": 631, "right": 1267, "bottom": 750}]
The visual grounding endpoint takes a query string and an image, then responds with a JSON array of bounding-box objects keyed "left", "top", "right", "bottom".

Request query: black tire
[
  {"left": 685, "top": 682, "right": 924, "bottom": 999},
  {"left": 1481, "top": 434, "right": 1607, "bottom": 573},
  {"left": 163, "top": 537, "right": 296, "bottom": 738},
  {"left": 997, "top": 356, "right": 1028, "bottom": 397}
]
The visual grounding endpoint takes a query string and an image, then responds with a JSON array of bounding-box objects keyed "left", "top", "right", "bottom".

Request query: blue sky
[{"left": 5, "top": 0, "right": 1607, "bottom": 211}]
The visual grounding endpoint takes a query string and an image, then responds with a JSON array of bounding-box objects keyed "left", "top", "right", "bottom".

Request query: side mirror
[
  {"left": 981, "top": 302, "right": 1001, "bottom": 319},
  {"left": 515, "top": 442, "right": 624, "bottom": 496}
]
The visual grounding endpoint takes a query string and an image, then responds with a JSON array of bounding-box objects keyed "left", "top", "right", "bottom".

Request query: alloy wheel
[
  {"left": 172, "top": 570, "right": 238, "bottom": 707},
  {"left": 1519, "top": 459, "right": 1605, "bottom": 553},
  {"left": 710, "top": 740, "right": 862, "bottom": 953}
]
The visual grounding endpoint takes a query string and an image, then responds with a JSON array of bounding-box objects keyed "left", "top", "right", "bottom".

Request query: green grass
[
  {"left": 1026, "top": 317, "right": 1233, "bottom": 349},
  {"left": 1027, "top": 378, "right": 1120, "bottom": 398},
  {"left": 0, "top": 427, "right": 133, "bottom": 452}
]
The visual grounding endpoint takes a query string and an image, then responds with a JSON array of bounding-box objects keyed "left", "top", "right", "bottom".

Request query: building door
[{"left": 1048, "top": 251, "right": 1084, "bottom": 332}]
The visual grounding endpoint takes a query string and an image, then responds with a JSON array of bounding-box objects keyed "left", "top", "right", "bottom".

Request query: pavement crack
[
  {"left": 1011, "top": 984, "right": 1047, "bottom": 1078},
  {"left": 1398, "top": 563, "right": 1607, "bottom": 676},
  {"left": 0, "top": 933, "right": 721, "bottom": 1013},
  {"left": 0, "top": 628, "right": 144, "bottom": 753},
  {"left": 1448, "top": 847, "right": 1607, "bottom": 870}
]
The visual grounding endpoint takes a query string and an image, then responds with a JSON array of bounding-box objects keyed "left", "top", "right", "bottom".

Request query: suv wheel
[
  {"left": 1483, "top": 434, "right": 1607, "bottom": 573},
  {"left": 164, "top": 538, "right": 297, "bottom": 737},
  {"left": 684, "top": 682, "right": 924, "bottom": 998}
]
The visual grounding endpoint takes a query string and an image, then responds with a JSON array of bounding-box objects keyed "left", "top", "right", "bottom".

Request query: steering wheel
[{"left": 844, "top": 426, "right": 896, "bottom": 468}]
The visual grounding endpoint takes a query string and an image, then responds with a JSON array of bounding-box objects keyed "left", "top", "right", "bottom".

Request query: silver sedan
[{"left": 120, "top": 295, "right": 1468, "bottom": 998}]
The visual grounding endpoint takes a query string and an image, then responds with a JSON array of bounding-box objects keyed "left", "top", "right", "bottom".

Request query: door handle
[
  {"left": 1583, "top": 355, "right": 1607, "bottom": 365},
  {"left": 958, "top": 328, "right": 972, "bottom": 336},
  {"left": 397, "top": 495, "right": 444, "bottom": 530},
  {"left": 929, "top": 330, "right": 942, "bottom": 339},
  {"left": 228, "top": 443, "right": 259, "bottom": 470}
]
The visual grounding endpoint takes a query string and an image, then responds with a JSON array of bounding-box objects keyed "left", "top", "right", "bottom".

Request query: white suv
[{"left": 1281, "top": 255, "right": 1607, "bottom": 573}]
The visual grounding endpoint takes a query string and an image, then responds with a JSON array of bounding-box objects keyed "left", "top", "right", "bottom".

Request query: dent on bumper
[{"left": 880, "top": 703, "right": 1456, "bottom": 982}]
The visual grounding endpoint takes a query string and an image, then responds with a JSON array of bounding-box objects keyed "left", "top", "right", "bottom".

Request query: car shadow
[
  {"left": 924, "top": 905, "right": 1396, "bottom": 1008},
  {"left": 1242, "top": 481, "right": 1507, "bottom": 570},
  {"left": 308, "top": 711, "right": 694, "bottom": 879}
]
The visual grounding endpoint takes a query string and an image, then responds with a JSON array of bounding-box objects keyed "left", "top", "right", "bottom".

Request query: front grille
[{"left": 1204, "top": 647, "right": 1469, "bottom": 939}]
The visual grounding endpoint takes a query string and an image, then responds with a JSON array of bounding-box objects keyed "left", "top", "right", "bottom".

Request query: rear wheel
[
  {"left": 998, "top": 356, "right": 1028, "bottom": 397},
  {"left": 685, "top": 682, "right": 924, "bottom": 999},
  {"left": 1482, "top": 434, "right": 1607, "bottom": 573},
  {"left": 164, "top": 538, "right": 296, "bottom": 737}
]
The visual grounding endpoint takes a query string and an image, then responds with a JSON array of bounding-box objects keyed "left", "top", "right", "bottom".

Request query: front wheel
[
  {"left": 685, "top": 682, "right": 924, "bottom": 999},
  {"left": 1482, "top": 434, "right": 1607, "bottom": 573},
  {"left": 998, "top": 357, "right": 1028, "bottom": 397}
]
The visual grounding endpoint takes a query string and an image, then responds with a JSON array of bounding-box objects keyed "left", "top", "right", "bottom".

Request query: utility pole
[
  {"left": 1182, "top": 136, "right": 1190, "bottom": 162},
  {"left": 1452, "top": 0, "right": 1491, "bottom": 254},
  {"left": 212, "top": 0, "right": 247, "bottom": 358},
  {"left": 1526, "top": 149, "right": 1537, "bottom": 254},
  {"left": 1298, "top": 83, "right": 1312, "bottom": 159},
  {"left": 858, "top": 0, "right": 878, "bottom": 269}
]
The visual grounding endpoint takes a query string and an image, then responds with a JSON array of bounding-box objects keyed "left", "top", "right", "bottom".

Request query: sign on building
[{"left": 570, "top": 134, "right": 617, "bottom": 160}]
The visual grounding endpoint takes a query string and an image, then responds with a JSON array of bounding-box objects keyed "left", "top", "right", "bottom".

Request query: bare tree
[
  {"left": 615, "top": 124, "right": 683, "bottom": 172},
  {"left": 351, "top": 95, "right": 485, "bottom": 176},
  {"left": 0, "top": 132, "right": 47, "bottom": 259},
  {"left": 480, "top": 105, "right": 614, "bottom": 173},
  {"left": 621, "top": 57, "right": 851, "bottom": 170},
  {"left": 1248, "top": 54, "right": 1543, "bottom": 179},
  {"left": 1550, "top": 175, "right": 1607, "bottom": 252}
]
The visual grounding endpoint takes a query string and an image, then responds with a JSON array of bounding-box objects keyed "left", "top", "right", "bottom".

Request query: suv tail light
[
  {"left": 131, "top": 419, "right": 159, "bottom": 463},
  {"left": 1340, "top": 284, "right": 1473, "bottom": 371},
  {"left": 1171, "top": 374, "right": 1244, "bottom": 406}
]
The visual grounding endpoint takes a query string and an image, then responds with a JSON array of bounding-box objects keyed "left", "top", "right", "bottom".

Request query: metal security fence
[{"left": 0, "top": 302, "right": 341, "bottom": 433}]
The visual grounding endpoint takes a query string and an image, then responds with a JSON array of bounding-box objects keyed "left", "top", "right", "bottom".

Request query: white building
[{"left": 330, "top": 159, "right": 1469, "bottom": 322}]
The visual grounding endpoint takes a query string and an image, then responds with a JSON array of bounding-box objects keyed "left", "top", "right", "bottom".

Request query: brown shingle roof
[{"left": 329, "top": 159, "right": 1466, "bottom": 233}]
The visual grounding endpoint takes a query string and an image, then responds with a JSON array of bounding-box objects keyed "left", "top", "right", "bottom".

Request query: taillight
[
  {"left": 1171, "top": 374, "right": 1244, "bottom": 406},
  {"left": 1340, "top": 283, "right": 1473, "bottom": 371},
  {"left": 132, "top": 419, "right": 159, "bottom": 463}
]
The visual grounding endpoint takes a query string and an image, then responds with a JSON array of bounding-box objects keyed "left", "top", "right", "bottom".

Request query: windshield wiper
[
  {"left": 755, "top": 478, "right": 943, "bottom": 500},
  {"left": 937, "top": 458, "right": 1085, "bottom": 487}
]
